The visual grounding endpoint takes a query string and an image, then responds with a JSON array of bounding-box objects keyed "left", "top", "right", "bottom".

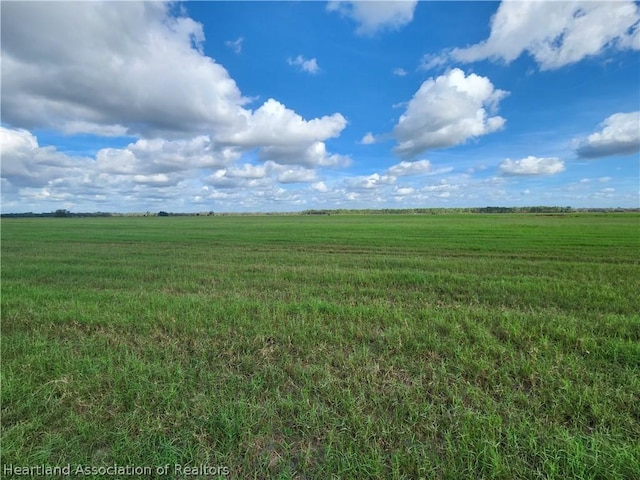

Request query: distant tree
[
  {"left": 158, "top": 211, "right": 169, "bottom": 217},
  {"left": 54, "top": 209, "right": 70, "bottom": 217}
]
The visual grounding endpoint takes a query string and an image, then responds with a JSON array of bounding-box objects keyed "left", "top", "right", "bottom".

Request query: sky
[{"left": 1, "top": 1, "right": 639, "bottom": 213}]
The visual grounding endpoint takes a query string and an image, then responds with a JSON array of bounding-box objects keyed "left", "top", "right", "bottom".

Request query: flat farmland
[{"left": 2, "top": 213, "right": 639, "bottom": 479}]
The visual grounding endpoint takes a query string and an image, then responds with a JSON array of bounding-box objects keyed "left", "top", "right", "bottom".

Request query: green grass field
[{"left": 2, "top": 213, "right": 639, "bottom": 479}]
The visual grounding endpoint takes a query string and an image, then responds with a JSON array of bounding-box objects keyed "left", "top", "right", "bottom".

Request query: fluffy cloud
[
  {"left": 360, "top": 132, "right": 376, "bottom": 145},
  {"left": 393, "top": 69, "right": 507, "bottom": 157},
  {"left": 219, "top": 99, "right": 346, "bottom": 148},
  {"left": 288, "top": 55, "right": 320, "bottom": 74},
  {"left": 205, "top": 169, "right": 271, "bottom": 190},
  {"left": 0, "top": 127, "right": 93, "bottom": 188},
  {"left": 1, "top": 2, "right": 249, "bottom": 137},
  {"left": 499, "top": 156, "right": 565, "bottom": 176},
  {"left": 0, "top": 125, "right": 325, "bottom": 214},
  {"left": 0, "top": 127, "right": 197, "bottom": 211},
  {"left": 1, "top": 2, "right": 348, "bottom": 170},
  {"left": 259, "top": 141, "right": 351, "bottom": 169},
  {"left": 0, "top": 127, "right": 240, "bottom": 194},
  {"left": 393, "top": 186, "right": 415, "bottom": 196},
  {"left": 575, "top": 112, "right": 640, "bottom": 158},
  {"left": 225, "top": 163, "right": 268, "bottom": 179},
  {"left": 421, "top": 178, "right": 462, "bottom": 195},
  {"left": 387, "top": 160, "right": 433, "bottom": 176},
  {"left": 451, "top": 1, "right": 640, "bottom": 70},
  {"left": 221, "top": 99, "right": 348, "bottom": 168},
  {"left": 327, "top": 1, "right": 417, "bottom": 35},
  {"left": 214, "top": 161, "right": 318, "bottom": 185},
  {"left": 96, "top": 137, "right": 239, "bottom": 175},
  {"left": 346, "top": 173, "right": 397, "bottom": 190},
  {"left": 311, "top": 181, "right": 329, "bottom": 193},
  {"left": 195, "top": 181, "right": 307, "bottom": 211},
  {"left": 218, "top": 99, "right": 349, "bottom": 168},
  {"left": 276, "top": 167, "right": 318, "bottom": 184}
]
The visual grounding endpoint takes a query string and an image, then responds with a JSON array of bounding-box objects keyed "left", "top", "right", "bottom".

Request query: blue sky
[{"left": 1, "top": 1, "right": 639, "bottom": 213}]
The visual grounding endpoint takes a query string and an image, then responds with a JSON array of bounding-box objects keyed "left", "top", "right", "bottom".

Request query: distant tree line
[
  {"left": 2, "top": 210, "right": 114, "bottom": 218},
  {"left": 1, "top": 210, "right": 216, "bottom": 218},
  {"left": 302, "top": 206, "right": 638, "bottom": 215},
  {"left": 2, "top": 206, "right": 638, "bottom": 218}
]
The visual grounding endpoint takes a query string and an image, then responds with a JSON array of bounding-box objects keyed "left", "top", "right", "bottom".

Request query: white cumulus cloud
[
  {"left": 393, "top": 68, "right": 507, "bottom": 157},
  {"left": 499, "top": 156, "right": 565, "bottom": 176},
  {"left": 347, "top": 173, "right": 397, "bottom": 190},
  {"left": 387, "top": 160, "right": 433, "bottom": 176},
  {"left": 311, "top": 181, "right": 329, "bottom": 193},
  {"left": 220, "top": 99, "right": 346, "bottom": 149},
  {"left": 1, "top": 1, "right": 249, "bottom": 138},
  {"left": 394, "top": 186, "right": 415, "bottom": 196},
  {"left": 225, "top": 163, "right": 268, "bottom": 179},
  {"left": 259, "top": 141, "right": 351, "bottom": 169},
  {"left": 0, "top": 2, "right": 348, "bottom": 172},
  {"left": 96, "top": 137, "right": 239, "bottom": 175},
  {"left": 288, "top": 55, "right": 320, "bottom": 74},
  {"left": 0, "top": 127, "right": 92, "bottom": 188},
  {"left": 327, "top": 1, "right": 417, "bottom": 35},
  {"left": 451, "top": 1, "right": 640, "bottom": 70},
  {"left": 576, "top": 112, "right": 640, "bottom": 158},
  {"left": 360, "top": 132, "right": 376, "bottom": 144},
  {"left": 276, "top": 167, "right": 318, "bottom": 184},
  {"left": 0, "top": 126, "right": 200, "bottom": 210}
]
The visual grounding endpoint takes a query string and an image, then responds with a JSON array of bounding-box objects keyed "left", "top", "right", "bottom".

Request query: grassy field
[{"left": 2, "top": 213, "right": 639, "bottom": 479}]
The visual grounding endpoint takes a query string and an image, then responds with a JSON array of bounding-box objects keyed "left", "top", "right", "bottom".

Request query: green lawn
[{"left": 2, "top": 214, "right": 639, "bottom": 479}]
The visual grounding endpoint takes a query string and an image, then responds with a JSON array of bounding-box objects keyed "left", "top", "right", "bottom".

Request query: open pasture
[{"left": 2, "top": 213, "right": 639, "bottom": 479}]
